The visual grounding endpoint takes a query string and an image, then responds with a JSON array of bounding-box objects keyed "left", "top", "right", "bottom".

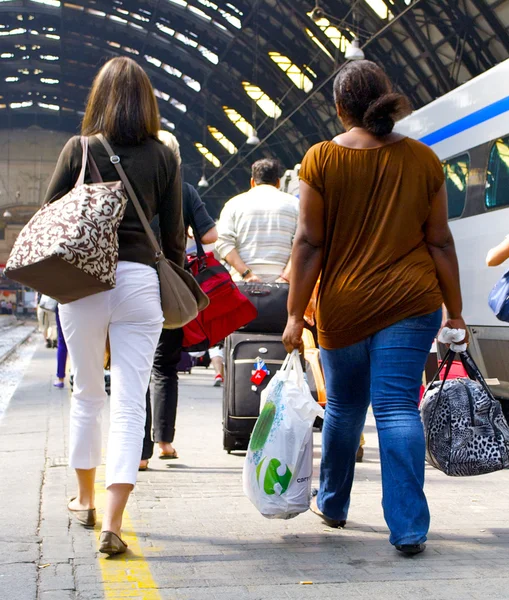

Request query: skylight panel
[
  {"left": 170, "top": 98, "right": 186, "bottom": 112},
  {"left": 156, "top": 23, "right": 175, "bottom": 36},
  {"left": 38, "top": 101, "right": 59, "bottom": 110},
  {"left": 308, "top": 14, "right": 351, "bottom": 52},
  {"left": 40, "top": 54, "right": 59, "bottom": 60},
  {"left": 0, "top": 28, "right": 27, "bottom": 36},
  {"left": 189, "top": 6, "right": 211, "bottom": 21},
  {"left": 268, "top": 52, "right": 313, "bottom": 92},
  {"left": 168, "top": 0, "right": 187, "bottom": 6},
  {"left": 161, "top": 117, "right": 175, "bottom": 130},
  {"left": 223, "top": 106, "right": 254, "bottom": 137},
  {"left": 199, "top": 46, "right": 218, "bottom": 64},
  {"left": 145, "top": 55, "right": 162, "bottom": 68},
  {"left": 242, "top": 82, "right": 282, "bottom": 119},
  {"left": 175, "top": 32, "right": 198, "bottom": 48},
  {"left": 195, "top": 142, "right": 220, "bottom": 167},
  {"left": 41, "top": 77, "right": 59, "bottom": 84},
  {"left": 5, "top": 76, "right": 19, "bottom": 82},
  {"left": 31, "top": 0, "right": 61, "bottom": 6},
  {"left": 11, "top": 101, "right": 33, "bottom": 108},
  {"left": 363, "top": 0, "right": 392, "bottom": 19},
  {"left": 145, "top": 55, "right": 200, "bottom": 92},
  {"left": 1, "top": 53, "right": 14, "bottom": 58},
  {"left": 154, "top": 89, "right": 187, "bottom": 113},
  {"left": 183, "top": 75, "right": 201, "bottom": 92},
  {"left": 208, "top": 126, "right": 237, "bottom": 154}
]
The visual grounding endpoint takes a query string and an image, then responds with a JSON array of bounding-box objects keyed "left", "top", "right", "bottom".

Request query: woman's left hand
[{"left": 283, "top": 317, "right": 305, "bottom": 354}]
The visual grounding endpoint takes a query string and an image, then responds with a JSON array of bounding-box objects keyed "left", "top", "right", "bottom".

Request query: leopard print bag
[{"left": 421, "top": 350, "right": 509, "bottom": 476}]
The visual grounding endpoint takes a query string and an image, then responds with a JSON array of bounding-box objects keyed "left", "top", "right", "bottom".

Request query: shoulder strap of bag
[
  {"left": 96, "top": 133, "right": 163, "bottom": 262},
  {"left": 77, "top": 137, "right": 103, "bottom": 186}
]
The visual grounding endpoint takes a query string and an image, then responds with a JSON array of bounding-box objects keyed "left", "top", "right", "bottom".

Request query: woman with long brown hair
[
  {"left": 45, "top": 57, "right": 184, "bottom": 555},
  {"left": 283, "top": 60, "right": 465, "bottom": 554}
]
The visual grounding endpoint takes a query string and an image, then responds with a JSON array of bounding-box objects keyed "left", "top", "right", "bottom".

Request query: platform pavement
[{"left": 1, "top": 343, "right": 509, "bottom": 600}]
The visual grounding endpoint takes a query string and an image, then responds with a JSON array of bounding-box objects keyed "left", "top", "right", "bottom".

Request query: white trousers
[{"left": 59, "top": 261, "right": 163, "bottom": 488}]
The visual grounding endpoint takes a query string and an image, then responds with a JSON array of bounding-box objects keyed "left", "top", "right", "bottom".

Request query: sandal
[
  {"left": 139, "top": 460, "right": 149, "bottom": 471},
  {"left": 309, "top": 492, "right": 346, "bottom": 529},
  {"left": 99, "top": 531, "right": 128, "bottom": 556},
  {"left": 159, "top": 449, "right": 178, "bottom": 460},
  {"left": 67, "top": 497, "right": 96, "bottom": 528}
]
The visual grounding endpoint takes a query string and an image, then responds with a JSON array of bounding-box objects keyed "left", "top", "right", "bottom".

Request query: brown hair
[
  {"left": 251, "top": 158, "right": 280, "bottom": 186},
  {"left": 82, "top": 57, "right": 160, "bottom": 145},
  {"left": 333, "top": 60, "right": 411, "bottom": 137}
]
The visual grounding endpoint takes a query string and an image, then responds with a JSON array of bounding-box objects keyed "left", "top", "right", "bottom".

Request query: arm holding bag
[{"left": 97, "top": 135, "right": 209, "bottom": 329}]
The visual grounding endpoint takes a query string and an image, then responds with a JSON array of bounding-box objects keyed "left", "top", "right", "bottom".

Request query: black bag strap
[
  {"left": 96, "top": 134, "right": 164, "bottom": 263},
  {"left": 459, "top": 350, "right": 495, "bottom": 398},
  {"left": 425, "top": 348, "right": 456, "bottom": 398}
]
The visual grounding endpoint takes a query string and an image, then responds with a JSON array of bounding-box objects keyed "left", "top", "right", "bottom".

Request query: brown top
[
  {"left": 299, "top": 137, "right": 444, "bottom": 349},
  {"left": 44, "top": 135, "right": 185, "bottom": 268}
]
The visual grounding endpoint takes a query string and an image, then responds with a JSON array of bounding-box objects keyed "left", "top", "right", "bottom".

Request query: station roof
[{"left": 1, "top": 0, "right": 508, "bottom": 214}]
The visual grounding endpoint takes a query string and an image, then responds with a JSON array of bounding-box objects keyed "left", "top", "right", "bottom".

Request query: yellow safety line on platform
[{"left": 94, "top": 467, "right": 162, "bottom": 600}]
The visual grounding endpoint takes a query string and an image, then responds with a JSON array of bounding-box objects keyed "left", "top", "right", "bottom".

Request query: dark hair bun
[{"left": 362, "top": 93, "right": 411, "bottom": 137}]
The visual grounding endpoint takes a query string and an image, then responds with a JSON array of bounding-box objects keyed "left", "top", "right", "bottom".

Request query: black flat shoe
[{"left": 396, "top": 543, "right": 426, "bottom": 555}]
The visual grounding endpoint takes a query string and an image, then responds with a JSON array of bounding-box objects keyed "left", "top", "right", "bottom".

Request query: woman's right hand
[
  {"left": 440, "top": 316, "right": 469, "bottom": 345},
  {"left": 283, "top": 317, "right": 305, "bottom": 354}
]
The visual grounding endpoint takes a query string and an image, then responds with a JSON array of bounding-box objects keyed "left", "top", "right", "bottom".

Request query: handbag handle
[
  {"left": 96, "top": 134, "right": 165, "bottom": 263},
  {"left": 77, "top": 137, "right": 103, "bottom": 186},
  {"left": 424, "top": 348, "right": 494, "bottom": 399}
]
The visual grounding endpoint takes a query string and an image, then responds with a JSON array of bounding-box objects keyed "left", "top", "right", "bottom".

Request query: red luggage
[{"left": 182, "top": 234, "right": 257, "bottom": 352}]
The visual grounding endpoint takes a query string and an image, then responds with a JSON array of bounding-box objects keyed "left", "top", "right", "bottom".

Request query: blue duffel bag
[{"left": 488, "top": 271, "right": 509, "bottom": 321}]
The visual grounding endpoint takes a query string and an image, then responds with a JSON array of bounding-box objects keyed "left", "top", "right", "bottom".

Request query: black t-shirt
[
  {"left": 151, "top": 182, "right": 214, "bottom": 241},
  {"left": 183, "top": 183, "right": 215, "bottom": 237}
]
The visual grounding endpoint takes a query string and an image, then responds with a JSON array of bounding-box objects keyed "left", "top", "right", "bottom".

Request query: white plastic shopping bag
[{"left": 243, "top": 350, "right": 324, "bottom": 519}]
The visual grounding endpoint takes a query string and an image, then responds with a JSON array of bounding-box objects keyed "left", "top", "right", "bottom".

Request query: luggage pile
[
  {"left": 222, "top": 283, "right": 327, "bottom": 452},
  {"left": 222, "top": 283, "right": 289, "bottom": 453}
]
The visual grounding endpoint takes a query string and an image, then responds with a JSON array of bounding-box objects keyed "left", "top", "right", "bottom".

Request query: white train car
[{"left": 397, "top": 59, "right": 509, "bottom": 385}]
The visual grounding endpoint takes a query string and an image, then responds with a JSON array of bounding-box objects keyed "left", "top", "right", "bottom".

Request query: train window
[
  {"left": 443, "top": 154, "right": 469, "bottom": 218},
  {"left": 486, "top": 138, "right": 509, "bottom": 209}
]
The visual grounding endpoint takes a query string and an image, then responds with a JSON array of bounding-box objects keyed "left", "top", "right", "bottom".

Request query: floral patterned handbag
[{"left": 5, "top": 137, "right": 128, "bottom": 303}]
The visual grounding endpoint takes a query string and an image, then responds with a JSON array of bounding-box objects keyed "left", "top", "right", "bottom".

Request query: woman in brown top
[
  {"left": 283, "top": 61, "right": 466, "bottom": 555},
  {"left": 45, "top": 57, "right": 184, "bottom": 555}
]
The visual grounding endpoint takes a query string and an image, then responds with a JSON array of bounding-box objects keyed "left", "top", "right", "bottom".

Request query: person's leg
[
  {"left": 59, "top": 294, "right": 110, "bottom": 511},
  {"left": 103, "top": 263, "right": 163, "bottom": 536},
  {"left": 209, "top": 345, "right": 224, "bottom": 386},
  {"left": 318, "top": 340, "right": 371, "bottom": 521},
  {"left": 140, "top": 388, "right": 153, "bottom": 468},
  {"left": 55, "top": 308, "right": 68, "bottom": 385},
  {"left": 369, "top": 309, "right": 441, "bottom": 546},
  {"left": 152, "top": 328, "right": 183, "bottom": 455}
]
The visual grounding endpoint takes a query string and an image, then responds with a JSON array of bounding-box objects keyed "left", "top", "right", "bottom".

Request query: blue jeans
[{"left": 318, "top": 309, "right": 441, "bottom": 546}]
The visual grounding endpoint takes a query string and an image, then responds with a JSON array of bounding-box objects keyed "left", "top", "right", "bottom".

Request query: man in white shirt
[{"left": 216, "top": 159, "right": 299, "bottom": 283}]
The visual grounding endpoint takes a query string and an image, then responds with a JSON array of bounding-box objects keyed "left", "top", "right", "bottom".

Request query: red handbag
[{"left": 182, "top": 231, "right": 257, "bottom": 352}]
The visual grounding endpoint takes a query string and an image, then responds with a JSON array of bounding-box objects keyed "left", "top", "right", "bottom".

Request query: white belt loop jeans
[{"left": 59, "top": 261, "right": 163, "bottom": 488}]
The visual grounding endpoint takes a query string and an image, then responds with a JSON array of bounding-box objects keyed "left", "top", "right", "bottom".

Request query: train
[{"left": 396, "top": 58, "right": 509, "bottom": 390}]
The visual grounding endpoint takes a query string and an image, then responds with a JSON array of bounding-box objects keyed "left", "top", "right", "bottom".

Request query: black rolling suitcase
[
  {"left": 223, "top": 332, "right": 287, "bottom": 453},
  {"left": 236, "top": 282, "right": 289, "bottom": 333}
]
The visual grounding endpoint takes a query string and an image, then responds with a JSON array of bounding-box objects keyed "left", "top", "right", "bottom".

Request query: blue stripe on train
[{"left": 420, "top": 95, "right": 509, "bottom": 146}]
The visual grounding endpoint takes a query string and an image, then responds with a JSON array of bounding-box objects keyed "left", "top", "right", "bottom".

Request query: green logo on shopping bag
[{"left": 256, "top": 457, "right": 292, "bottom": 496}]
